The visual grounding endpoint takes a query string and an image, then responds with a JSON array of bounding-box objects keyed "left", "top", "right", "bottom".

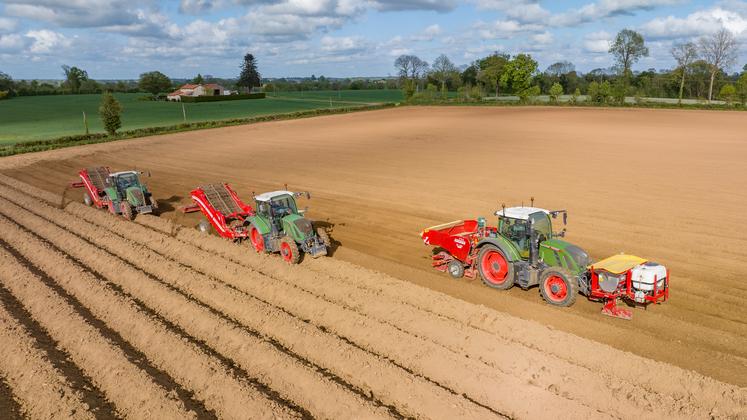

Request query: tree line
[{"left": 394, "top": 28, "right": 746, "bottom": 104}]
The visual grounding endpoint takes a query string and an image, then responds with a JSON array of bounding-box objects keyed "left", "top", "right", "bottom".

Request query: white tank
[{"left": 630, "top": 262, "right": 667, "bottom": 292}]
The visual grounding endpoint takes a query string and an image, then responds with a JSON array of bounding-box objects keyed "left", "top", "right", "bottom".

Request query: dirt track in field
[{"left": 0, "top": 106, "right": 745, "bottom": 418}]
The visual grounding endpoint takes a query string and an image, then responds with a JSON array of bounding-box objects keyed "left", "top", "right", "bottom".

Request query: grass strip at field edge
[{"left": 1, "top": 102, "right": 398, "bottom": 157}]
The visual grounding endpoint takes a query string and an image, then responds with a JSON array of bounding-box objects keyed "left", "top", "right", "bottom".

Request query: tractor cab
[{"left": 496, "top": 207, "right": 554, "bottom": 259}]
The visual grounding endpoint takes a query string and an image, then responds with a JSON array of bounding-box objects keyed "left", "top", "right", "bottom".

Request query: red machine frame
[
  {"left": 421, "top": 220, "right": 492, "bottom": 278},
  {"left": 70, "top": 167, "right": 113, "bottom": 210},
  {"left": 182, "top": 183, "right": 255, "bottom": 240},
  {"left": 588, "top": 264, "right": 670, "bottom": 320}
]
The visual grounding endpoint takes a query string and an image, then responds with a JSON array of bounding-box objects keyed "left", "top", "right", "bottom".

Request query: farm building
[{"left": 167, "top": 83, "right": 227, "bottom": 101}]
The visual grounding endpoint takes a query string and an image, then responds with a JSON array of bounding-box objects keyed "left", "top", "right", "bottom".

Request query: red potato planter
[
  {"left": 421, "top": 206, "right": 669, "bottom": 319},
  {"left": 182, "top": 183, "right": 255, "bottom": 240}
]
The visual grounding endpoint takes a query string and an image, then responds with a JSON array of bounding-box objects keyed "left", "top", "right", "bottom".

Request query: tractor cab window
[
  {"left": 114, "top": 173, "right": 139, "bottom": 191},
  {"left": 499, "top": 217, "right": 530, "bottom": 256},
  {"left": 269, "top": 195, "right": 297, "bottom": 217},
  {"left": 528, "top": 212, "right": 552, "bottom": 243}
]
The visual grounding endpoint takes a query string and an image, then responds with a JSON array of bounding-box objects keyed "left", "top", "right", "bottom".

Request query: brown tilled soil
[{"left": 1, "top": 106, "right": 746, "bottom": 418}]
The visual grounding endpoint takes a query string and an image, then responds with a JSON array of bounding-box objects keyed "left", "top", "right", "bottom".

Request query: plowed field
[{"left": 1, "top": 106, "right": 745, "bottom": 419}]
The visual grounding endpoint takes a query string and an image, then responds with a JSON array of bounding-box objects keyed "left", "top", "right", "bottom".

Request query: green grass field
[{"left": 0, "top": 90, "right": 403, "bottom": 144}]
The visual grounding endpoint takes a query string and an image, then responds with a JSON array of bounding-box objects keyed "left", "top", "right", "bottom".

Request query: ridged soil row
[
  {"left": 0, "top": 182, "right": 497, "bottom": 419},
  {"left": 30, "top": 195, "right": 608, "bottom": 418},
  {"left": 0, "top": 213, "right": 300, "bottom": 420},
  {"left": 112, "top": 209, "right": 743, "bottom": 417},
  {"left": 0, "top": 303, "right": 95, "bottom": 420},
  {"left": 0, "top": 244, "right": 192, "bottom": 420},
  {"left": 4, "top": 175, "right": 746, "bottom": 417},
  {"left": 0, "top": 372, "right": 23, "bottom": 420},
  {"left": 0, "top": 193, "right": 395, "bottom": 419},
  {"left": 138, "top": 214, "right": 747, "bottom": 418}
]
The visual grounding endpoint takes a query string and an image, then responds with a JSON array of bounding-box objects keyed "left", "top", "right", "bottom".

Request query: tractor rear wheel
[
  {"left": 279, "top": 237, "right": 300, "bottom": 264},
  {"left": 250, "top": 226, "right": 265, "bottom": 253},
  {"left": 477, "top": 245, "right": 514, "bottom": 289},
  {"left": 316, "top": 227, "right": 331, "bottom": 247},
  {"left": 539, "top": 268, "right": 578, "bottom": 307},
  {"left": 83, "top": 193, "right": 92, "bottom": 206},
  {"left": 120, "top": 202, "right": 134, "bottom": 220}
]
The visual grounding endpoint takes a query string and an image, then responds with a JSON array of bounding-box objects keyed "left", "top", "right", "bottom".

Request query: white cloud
[
  {"left": 4, "top": 0, "right": 142, "bottom": 28},
  {"left": 583, "top": 30, "right": 612, "bottom": 53},
  {"left": 0, "top": 34, "right": 27, "bottom": 52},
  {"left": 25, "top": 29, "right": 72, "bottom": 54},
  {"left": 0, "top": 18, "right": 18, "bottom": 34},
  {"left": 476, "top": 19, "right": 545, "bottom": 39},
  {"left": 640, "top": 7, "right": 747, "bottom": 39},
  {"left": 372, "top": 0, "right": 457, "bottom": 12},
  {"left": 551, "top": 0, "right": 684, "bottom": 27}
]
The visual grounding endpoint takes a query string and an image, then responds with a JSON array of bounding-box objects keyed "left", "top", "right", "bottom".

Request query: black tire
[
  {"left": 280, "top": 236, "right": 300, "bottom": 264},
  {"left": 120, "top": 201, "right": 134, "bottom": 220},
  {"left": 539, "top": 268, "right": 578, "bottom": 307},
  {"left": 477, "top": 245, "right": 515, "bottom": 290},
  {"left": 446, "top": 260, "right": 465, "bottom": 279},
  {"left": 315, "top": 227, "right": 331, "bottom": 247},
  {"left": 83, "top": 193, "right": 93, "bottom": 206}
]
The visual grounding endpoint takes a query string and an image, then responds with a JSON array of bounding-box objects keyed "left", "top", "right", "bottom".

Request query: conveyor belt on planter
[
  {"left": 201, "top": 183, "right": 243, "bottom": 216},
  {"left": 87, "top": 167, "right": 110, "bottom": 191}
]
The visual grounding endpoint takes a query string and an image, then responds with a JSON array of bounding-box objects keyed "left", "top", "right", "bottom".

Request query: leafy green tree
[
  {"left": 0, "top": 71, "right": 12, "bottom": 93},
  {"left": 62, "top": 65, "right": 89, "bottom": 93},
  {"left": 549, "top": 82, "right": 563, "bottom": 103},
  {"left": 587, "top": 81, "right": 600, "bottom": 102},
  {"left": 402, "top": 78, "right": 416, "bottom": 100},
  {"left": 461, "top": 64, "right": 478, "bottom": 86},
  {"left": 237, "top": 53, "right": 261, "bottom": 92},
  {"left": 139, "top": 71, "right": 172, "bottom": 95},
  {"left": 599, "top": 81, "right": 612, "bottom": 103},
  {"left": 477, "top": 53, "right": 509, "bottom": 97},
  {"left": 99, "top": 92, "right": 123, "bottom": 135},
  {"left": 735, "top": 72, "right": 747, "bottom": 105},
  {"left": 499, "top": 54, "right": 538, "bottom": 99},
  {"left": 609, "top": 29, "right": 648, "bottom": 88},
  {"left": 571, "top": 87, "right": 581, "bottom": 104},
  {"left": 193, "top": 73, "right": 204, "bottom": 84},
  {"left": 719, "top": 84, "right": 736, "bottom": 104}
]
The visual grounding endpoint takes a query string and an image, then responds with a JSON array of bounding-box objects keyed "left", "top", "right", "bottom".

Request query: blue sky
[{"left": 1, "top": 0, "right": 745, "bottom": 79}]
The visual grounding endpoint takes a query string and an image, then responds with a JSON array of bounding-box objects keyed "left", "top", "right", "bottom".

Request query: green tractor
[
  {"left": 475, "top": 206, "right": 590, "bottom": 306},
  {"left": 75, "top": 168, "right": 157, "bottom": 220},
  {"left": 246, "top": 190, "right": 330, "bottom": 264}
]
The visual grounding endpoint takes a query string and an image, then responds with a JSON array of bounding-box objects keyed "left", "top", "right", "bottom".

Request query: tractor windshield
[
  {"left": 269, "top": 195, "right": 298, "bottom": 217},
  {"left": 499, "top": 217, "right": 530, "bottom": 256},
  {"left": 115, "top": 173, "right": 139, "bottom": 191}
]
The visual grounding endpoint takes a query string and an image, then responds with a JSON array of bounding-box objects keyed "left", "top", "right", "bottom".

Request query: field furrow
[
  {"left": 0, "top": 244, "right": 192, "bottom": 419},
  {"left": 0, "top": 212, "right": 300, "bottom": 420},
  {"left": 0, "top": 303, "right": 95, "bottom": 419},
  {"left": 0, "top": 373, "right": 24, "bottom": 420},
  {"left": 0, "top": 178, "right": 499, "bottom": 418},
  {"left": 2, "top": 175, "right": 745, "bottom": 419}
]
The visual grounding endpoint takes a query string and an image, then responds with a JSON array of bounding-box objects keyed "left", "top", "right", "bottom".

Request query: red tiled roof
[
  {"left": 204, "top": 83, "right": 224, "bottom": 89},
  {"left": 167, "top": 89, "right": 185, "bottom": 96},
  {"left": 180, "top": 84, "right": 199, "bottom": 89}
]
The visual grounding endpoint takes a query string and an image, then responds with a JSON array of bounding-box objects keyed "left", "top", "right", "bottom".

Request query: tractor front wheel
[
  {"left": 315, "top": 227, "right": 331, "bottom": 247},
  {"left": 83, "top": 193, "right": 92, "bottom": 206},
  {"left": 279, "top": 237, "right": 300, "bottom": 264},
  {"left": 120, "top": 202, "right": 134, "bottom": 220},
  {"left": 250, "top": 226, "right": 265, "bottom": 253},
  {"left": 197, "top": 220, "right": 210, "bottom": 234},
  {"left": 539, "top": 269, "right": 578, "bottom": 307},
  {"left": 477, "top": 245, "right": 514, "bottom": 289}
]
